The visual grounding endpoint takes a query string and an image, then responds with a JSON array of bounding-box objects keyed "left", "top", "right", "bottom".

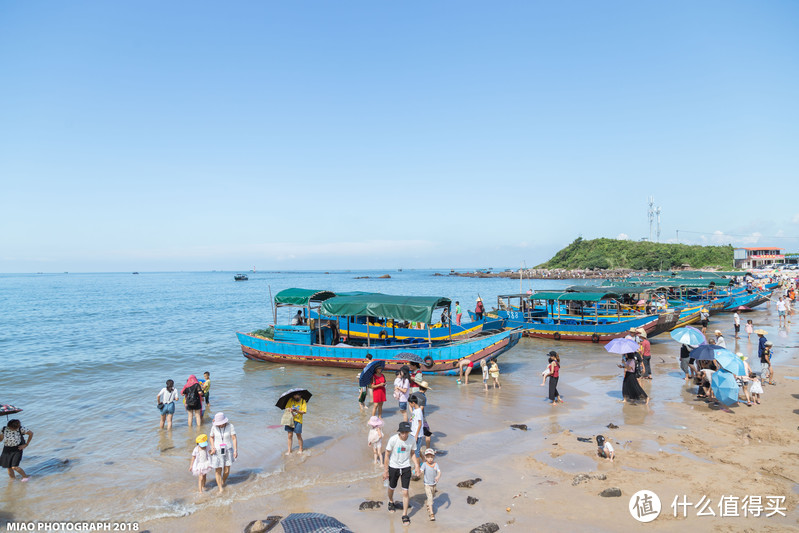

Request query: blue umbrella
[
  {"left": 604, "top": 338, "right": 640, "bottom": 355},
  {"left": 358, "top": 359, "right": 386, "bottom": 387},
  {"left": 690, "top": 343, "right": 723, "bottom": 361},
  {"left": 670, "top": 326, "right": 706, "bottom": 346},
  {"left": 393, "top": 352, "right": 425, "bottom": 365},
  {"left": 711, "top": 369, "right": 740, "bottom": 406},
  {"left": 714, "top": 349, "right": 746, "bottom": 376},
  {"left": 281, "top": 513, "right": 353, "bottom": 533}
]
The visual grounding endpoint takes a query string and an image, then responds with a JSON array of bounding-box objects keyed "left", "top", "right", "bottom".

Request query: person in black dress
[{"left": 619, "top": 353, "right": 648, "bottom": 405}]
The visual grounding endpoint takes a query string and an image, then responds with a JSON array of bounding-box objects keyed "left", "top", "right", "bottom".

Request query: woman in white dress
[{"left": 208, "top": 412, "right": 237, "bottom": 493}]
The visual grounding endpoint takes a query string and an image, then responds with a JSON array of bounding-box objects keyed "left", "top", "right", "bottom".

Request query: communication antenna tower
[{"left": 647, "top": 197, "right": 655, "bottom": 241}]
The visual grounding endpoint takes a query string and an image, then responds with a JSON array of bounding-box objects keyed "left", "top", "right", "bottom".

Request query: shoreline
[{"left": 143, "top": 318, "right": 799, "bottom": 532}]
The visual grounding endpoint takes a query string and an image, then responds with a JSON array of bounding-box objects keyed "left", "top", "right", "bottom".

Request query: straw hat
[
  {"left": 636, "top": 327, "right": 647, "bottom": 338},
  {"left": 714, "top": 330, "right": 722, "bottom": 336},
  {"left": 412, "top": 374, "right": 432, "bottom": 389},
  {"left": 755, "top": 329, "right": 767, "bottom": 336}
]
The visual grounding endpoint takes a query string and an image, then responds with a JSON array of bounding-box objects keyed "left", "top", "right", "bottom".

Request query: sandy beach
[{"left": 141, "top": 307, "right": 799, "bottom": 533}]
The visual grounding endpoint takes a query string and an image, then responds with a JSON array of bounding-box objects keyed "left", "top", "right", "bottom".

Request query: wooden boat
[
  {"left": 494, "top": 292, "right": 660, "bottom": 342},
  {"left": 309, "top": 311, "right": 504, "bottom": 342},
  {"left": 237, "top": 288, "right": 523, "bottom": 374}
]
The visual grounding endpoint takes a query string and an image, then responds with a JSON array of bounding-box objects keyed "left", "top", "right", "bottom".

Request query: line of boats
[{"left": 236, "top": 270, "right": 776, "bottom": 374}]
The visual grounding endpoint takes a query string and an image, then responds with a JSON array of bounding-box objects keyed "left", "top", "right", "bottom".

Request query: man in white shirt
[
  {"left": 777, "top": 297, "right": 787, "bottom": 326},
  {"left": 383, "top": 421, "right": 422, "bottom": 525}
]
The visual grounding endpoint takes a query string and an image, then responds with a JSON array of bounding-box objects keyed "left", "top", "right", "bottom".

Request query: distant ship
[
  {"left": 234, "top": 274, "right": 249, "bottom": 281},
  {"left": 132, "top": 272, "right": 139, "bottom": 275}
]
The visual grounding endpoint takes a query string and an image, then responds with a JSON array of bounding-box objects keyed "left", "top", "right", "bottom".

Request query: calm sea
[
  {"left": 1, "top": 271, "right": 789, "bottom": 526},
  {"left": 0, "top": 270, "right": 576, "bottom": 522}
]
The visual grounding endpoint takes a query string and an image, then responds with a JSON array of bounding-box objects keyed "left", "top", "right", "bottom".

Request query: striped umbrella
[{"left": 281, "top": 513, "right": 354, "bottom": 533}]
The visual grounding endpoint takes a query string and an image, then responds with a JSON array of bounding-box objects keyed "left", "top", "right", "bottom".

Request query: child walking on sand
[
  {"left": 421, "top": 449, "right": 441, "bottom": 521},
  {"left": 749, "top": 373, "right": 763, "bottom": 404},
  {"left": 367, "top": 416, "right": 384, "bottom": 465},
  {"left": 481, "top": 360, "right": 489, "bottom": 391},
  {"left": 189, "top": 434, "right": 212, "bottom": 493},
  {"left": 488, "top": 359, "right": 501, "bottom": 388},
  {"left": 745, "top": 319, "right": 754, "bottom": 341}
]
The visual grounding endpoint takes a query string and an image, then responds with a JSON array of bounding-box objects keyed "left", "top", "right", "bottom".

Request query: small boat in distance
[
  {"left": 234, "top": 274, "right": 249, "bottom": 281},
  {"left": 132, "top": 272, "right": 139, "bottom": 275}
]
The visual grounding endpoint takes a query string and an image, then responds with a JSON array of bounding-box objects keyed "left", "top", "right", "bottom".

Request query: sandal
[
  {"left": 429, "top": 514, "right": 436, "bottom": 521},
  {"left": 402, "top": 515, "right": 410, "bottom": 525},
  {"left": 388, "top": 502, "right": 395, "bottom": 513}
]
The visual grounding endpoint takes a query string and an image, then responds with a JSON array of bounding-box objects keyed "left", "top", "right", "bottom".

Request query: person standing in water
[
  {"left": 201, "top": 371, "right": 211, "bottom": 412},
  {"left": 157, "top": 379, "right": 179, "bottom": 429},
  {"left": 182, "top": 375, "right": 203, "bottom": 427},
  {"left": 1, "top": 419, "right": 33, "bottom": 482},
  {"left": 455, "top": 301, "right": 462, "bottom": 326}
]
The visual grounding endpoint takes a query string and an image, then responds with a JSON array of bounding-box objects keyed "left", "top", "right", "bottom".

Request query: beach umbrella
[
  {"left": 736, "top": 306, "right": 752, "bottom": 312},
  {"left": 281, "top": 513, "right": 354, "bottom": 533},
  {"left": 358, "top": 359, "right": 386, "bottom": 387},
  {"left": 710, "top": 369, "right": 740, "bottom": 406},
  {"left": 393, "top": 352, "right": 426, "bottom": 365},
  {"left": 670, "top": 326, "right": 706, "bottom": 346},
  {"left": 714, "top": 349, "right": 746, "bottom": 376},
  {"left": 275, "top": 388, "right": 312, "bottom": 410},
  {"left": 1, "top": 404, "right": 22, "bottom": 421},
  {"left": 604, "top": 338, "right": 640, "bottom": 355},
  {"left": 689, "top": 343, "right": 724, "bottom": 361}
]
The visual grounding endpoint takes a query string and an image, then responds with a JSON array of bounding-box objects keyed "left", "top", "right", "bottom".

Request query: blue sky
[{"left": 1, "top": 1, "right": 797, "bottom": 272}]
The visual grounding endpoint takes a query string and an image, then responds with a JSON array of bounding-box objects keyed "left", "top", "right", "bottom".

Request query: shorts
[
  {"left": 423, "top": 424, "right": 432, "bottom": 437},
  {"left": 734, "top": 324, "right": 740, "bottom": 333},
  {"left": 414, "top": 434, "right": 425, "bottom": 457},
  {"left": 701, "top": 320, "right": 708, "bottom": 327},
  {"left": 779, "top": 310, "right": 786, "bottom": 317},
  {"left": 388, "top": 466, "right": 412, "bottom": 490},
  {"left": 160, "top": 402, "right": 175, "bottom": 416},
  {"left": 285, "top": 421, "right": 302, "bottom": 435},
  {"left": 398, "top": 402, "right": 407, "bottom": 411},
  {"left": 203, "top": 392, "right": 210, "bottom": 404},
  {"left": 358, "top": 389, "right": 367, "bottom": 403}
]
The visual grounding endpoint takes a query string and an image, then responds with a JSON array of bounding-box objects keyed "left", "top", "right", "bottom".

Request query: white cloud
[
  {"left": 793, "top": 213, "right": 799, "bottom": 224},
  {"left": 616, "top": 233, "right": 629, "bottom": 240}
]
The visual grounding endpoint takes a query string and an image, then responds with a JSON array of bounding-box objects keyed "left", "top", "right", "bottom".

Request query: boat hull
[
  {"left": 237, "top": 328, "right": 523, "bottom": 375},
  {"left": 496, "top": 312, "right": 659, "bottom": 342}
]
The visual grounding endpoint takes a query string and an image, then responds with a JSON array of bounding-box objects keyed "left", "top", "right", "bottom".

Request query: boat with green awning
[{"left": 237, "top": 288, "right": 521, "bottom": 373}]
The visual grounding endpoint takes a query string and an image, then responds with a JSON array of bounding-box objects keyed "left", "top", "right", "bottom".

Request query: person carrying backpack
[{"left": 182, "top": 375, "right": 204, "bottom": 427}]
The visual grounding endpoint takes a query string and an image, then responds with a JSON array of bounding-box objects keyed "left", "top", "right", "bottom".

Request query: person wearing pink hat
[
  {"left": 367, "top": 416, "right": 384, "bottom": 465},
  {"left": 208, "top": 412, "right": 237, "bottom": 493}
]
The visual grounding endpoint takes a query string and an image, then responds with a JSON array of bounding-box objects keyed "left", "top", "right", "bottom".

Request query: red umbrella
[{"left": 1, "top": 404, "right": 22, "bottom": 420}]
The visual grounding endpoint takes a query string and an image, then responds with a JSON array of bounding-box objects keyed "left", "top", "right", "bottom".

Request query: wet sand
[{"left": 143, "top": 308, "right": 799, "bottom": 532}]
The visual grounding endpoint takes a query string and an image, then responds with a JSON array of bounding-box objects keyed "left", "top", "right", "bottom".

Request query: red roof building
[{"left": 734, "top": 247, "right": 784, "bottom": 269}]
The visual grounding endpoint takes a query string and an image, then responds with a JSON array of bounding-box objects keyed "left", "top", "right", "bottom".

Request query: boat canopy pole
[
  {"left": 448, "top": 304, "right": 452, "bottom": 341},
  {"left": 367, "top": 320, "right": 370, "bottom": 347}
]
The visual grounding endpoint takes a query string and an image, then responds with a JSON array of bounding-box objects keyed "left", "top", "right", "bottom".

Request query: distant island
[
  {"left": 449, "top": 237, "right": 735, "bottom": 280},
  {"left": 538, "top": 237, "right": 733, "bottom": 271}
]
